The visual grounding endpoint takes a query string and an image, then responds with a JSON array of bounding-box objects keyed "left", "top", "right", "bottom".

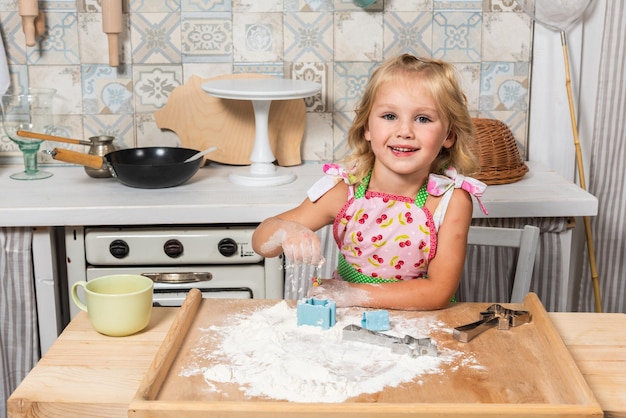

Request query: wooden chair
[{"left": 466, "top": 225, "right": 541, "bottom": 303}]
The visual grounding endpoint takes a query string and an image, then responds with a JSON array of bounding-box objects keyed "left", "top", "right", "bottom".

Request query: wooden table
[
  {"left": 550, "top": 312, "right": 626, "bottom": 418},
  {"left": 8, "top": 307, "right": 625, "bottom": 418}
]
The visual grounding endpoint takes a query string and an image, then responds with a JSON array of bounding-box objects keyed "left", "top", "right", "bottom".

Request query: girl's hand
[
  {"left": 307, "top": 279, "right": 372, "bottom": 308},
  {"left": 270, "top": 219, "right": 323, "bottom": 265}
]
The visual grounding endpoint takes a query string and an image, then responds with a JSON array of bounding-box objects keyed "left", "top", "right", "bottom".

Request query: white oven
[{"left": 64, "top": 225, "right": 284, "bottom": 319}]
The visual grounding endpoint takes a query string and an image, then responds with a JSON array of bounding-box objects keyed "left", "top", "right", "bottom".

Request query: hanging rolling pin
[
  {"left": 18, "top": 0, "right": 44, "bottom": 46},
  {"left": 101, "top": 0, "right": 122, "bottom": 67}
]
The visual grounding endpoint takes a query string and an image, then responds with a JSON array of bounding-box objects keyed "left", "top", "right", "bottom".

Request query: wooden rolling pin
[
  {"left": 101, "top": 0, "right": 122, "bottom": 67},
  {"left": 136, "top": 289, "right": 202, "bottom": 401}
]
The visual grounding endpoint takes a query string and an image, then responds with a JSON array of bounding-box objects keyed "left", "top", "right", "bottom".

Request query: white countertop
[{"left": 0, "top": 161, "right": 597, "bottom": 227}]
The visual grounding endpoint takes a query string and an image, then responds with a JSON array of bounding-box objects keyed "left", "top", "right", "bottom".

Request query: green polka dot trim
[
  {"left": 337, "top": 252, "right": 399, "bottom": 283},
  {"left": 415, "top": 184, "right": 428, "bottom": 208},
  {"left": 354, "top": 171, "right": 370, "bottom": 199},
  {"left": 338, "top": 254, "right": 457, "bottom": 303},
  {"left": 355, "top": 170, "right": 428, "bottom": 208}
]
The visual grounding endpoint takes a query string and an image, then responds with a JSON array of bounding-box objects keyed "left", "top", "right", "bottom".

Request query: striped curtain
[
  {"left": 0, "top": 228, "right": 39, "bottom": 418},
  {"left": 578, "top": 1, "right": 626, "bottom": 313}
]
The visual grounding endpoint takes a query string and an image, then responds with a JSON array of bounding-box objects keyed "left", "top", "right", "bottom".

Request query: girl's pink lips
[{"left": 389, "top": 145, "right": 419, "bottom": 154}]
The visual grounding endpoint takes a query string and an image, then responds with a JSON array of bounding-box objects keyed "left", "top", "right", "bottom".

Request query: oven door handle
[{"left": 141, "top": 272, "right": 213, "bottom": 284}]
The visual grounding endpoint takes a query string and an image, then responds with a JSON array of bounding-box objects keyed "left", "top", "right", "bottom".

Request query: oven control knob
[
  {"left": 164, "top": 239, "right": 183, "bottom": 258},
  {"left": 109, "top": 239, "right": 129, "bottom": 259},
  {"left": 218, "top": 238, "right": 238, "bottom": 257}
]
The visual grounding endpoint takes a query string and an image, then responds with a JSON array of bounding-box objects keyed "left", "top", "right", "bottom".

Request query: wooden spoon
[{"left": 183, "top": 146, "right": 217, "bottom": 163}]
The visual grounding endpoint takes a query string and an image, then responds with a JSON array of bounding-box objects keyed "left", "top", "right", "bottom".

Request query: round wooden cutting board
[{"left": 154, "top": 74, "right": 306, "bottom": 167}]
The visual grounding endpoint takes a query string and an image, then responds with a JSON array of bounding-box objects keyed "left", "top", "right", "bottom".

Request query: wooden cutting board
[
  {"left": 129, "top": 292, "right": 602, "bottom": 417},
  {"left": 154, "top": 74, "right": 306, "bottom": 166}
]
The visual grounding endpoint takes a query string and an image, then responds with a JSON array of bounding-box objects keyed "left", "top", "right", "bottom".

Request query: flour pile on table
[{"left": 180, "top": 301, "right": 464, "bottom": 403}]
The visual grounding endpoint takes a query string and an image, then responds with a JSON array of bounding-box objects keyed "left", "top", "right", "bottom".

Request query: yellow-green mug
[{"left": 71, "top": 274, "right": 154, "bottom": 337}]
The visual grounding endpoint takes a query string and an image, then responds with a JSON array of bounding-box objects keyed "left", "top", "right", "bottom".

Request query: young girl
[{"left": 252, "top": 54, "right": 488, "bottom": 310}]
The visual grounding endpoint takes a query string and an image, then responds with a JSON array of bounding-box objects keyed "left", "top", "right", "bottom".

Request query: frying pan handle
[
  {"left": 16, "top": 130, "right": 92, "bottom": 146},
  {"left": 51, "top": 148, "right": 105, "bottom": 170}
]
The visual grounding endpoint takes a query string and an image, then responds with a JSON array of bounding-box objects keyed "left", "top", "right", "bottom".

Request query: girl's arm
[
  {"left": 252, "top": 181, "right": 347, "bottom": 264},
  {"left": 309, "top": 188, "right": 474, "bottom": 310}
]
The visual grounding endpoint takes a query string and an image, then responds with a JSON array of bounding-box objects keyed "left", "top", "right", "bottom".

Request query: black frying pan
[
  {"left": 15, "top": 130, "right": 205, "bottom": 189},
  {"left": 50, "top": 146, "right": 203, "bottom": 189}
]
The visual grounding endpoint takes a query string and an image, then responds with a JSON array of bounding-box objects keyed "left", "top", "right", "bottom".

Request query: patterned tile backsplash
[{"left": 0, "top": 0, "right": 531, "bottom": 165}]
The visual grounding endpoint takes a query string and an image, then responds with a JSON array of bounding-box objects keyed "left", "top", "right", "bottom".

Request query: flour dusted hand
[
  {"left": 261, "top": 219, "right": 322, "bottom": 265},
  {"left": 308, "top": 279, "right": 372, "bottom": 308}
]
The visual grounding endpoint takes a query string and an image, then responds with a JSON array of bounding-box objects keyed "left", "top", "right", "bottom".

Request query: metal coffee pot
[
  {"left": 84, "top": 135, "right": 118, "bottom": 178},
  {"left": 14, "top": 130, "right": 120, "bottom": 178}
]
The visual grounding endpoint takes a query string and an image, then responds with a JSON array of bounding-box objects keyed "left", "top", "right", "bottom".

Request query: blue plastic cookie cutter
[
  {"left": 297, "top": 297, "right": 336, "bottom": 329},
  {"left": 361, "top": 310, "right": 390, "bottom": 331}
]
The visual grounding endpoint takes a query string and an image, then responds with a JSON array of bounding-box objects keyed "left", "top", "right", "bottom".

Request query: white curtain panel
[
  {"left": 0, "top": 29, "right": 9, "bottom": 95},
  {"left": 0, "top": 228, "right": 39, "bottom": 418},
  {"left": 578, "top": 1, "right": 626, "bottom": 313}
]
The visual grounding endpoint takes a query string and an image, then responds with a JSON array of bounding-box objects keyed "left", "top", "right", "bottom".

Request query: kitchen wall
[{"left": 0, "top": 0, "right": 532, "bottom": 165}]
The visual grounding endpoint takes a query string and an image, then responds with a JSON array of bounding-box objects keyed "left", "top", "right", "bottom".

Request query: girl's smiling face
[{"left": 364, "top": 74, "right": 453, "bottom": 182}]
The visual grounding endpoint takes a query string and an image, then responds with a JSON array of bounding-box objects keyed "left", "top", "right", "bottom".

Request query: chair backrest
[{"left": 466, "top": 225, "right": 540, "bottom": 303}]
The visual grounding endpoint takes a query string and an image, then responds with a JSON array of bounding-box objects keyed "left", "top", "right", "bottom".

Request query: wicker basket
[{"left": 469, "top": 118, "right": 528, "bottom": 185}]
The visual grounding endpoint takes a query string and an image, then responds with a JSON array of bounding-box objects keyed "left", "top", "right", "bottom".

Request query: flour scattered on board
[{"left": 180, "top": 301, "right": 475, "bottom": 403}]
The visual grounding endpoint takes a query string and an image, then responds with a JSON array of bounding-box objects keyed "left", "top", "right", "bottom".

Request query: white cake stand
[{"left": 201, "top": 78, "right": 321, "bottom": 186}]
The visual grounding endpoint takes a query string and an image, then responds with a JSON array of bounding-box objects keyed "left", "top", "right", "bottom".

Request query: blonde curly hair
[{"left": 344, "top": 54, "right": 478, "bottom": 184}]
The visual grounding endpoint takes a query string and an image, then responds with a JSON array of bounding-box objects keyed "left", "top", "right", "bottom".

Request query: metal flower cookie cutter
[
  {"left": 453, "top": 304, "right": 532, "bottom": 343},
  {"left": 342, "top": 324, "right": 438, "bottom": 357}
]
